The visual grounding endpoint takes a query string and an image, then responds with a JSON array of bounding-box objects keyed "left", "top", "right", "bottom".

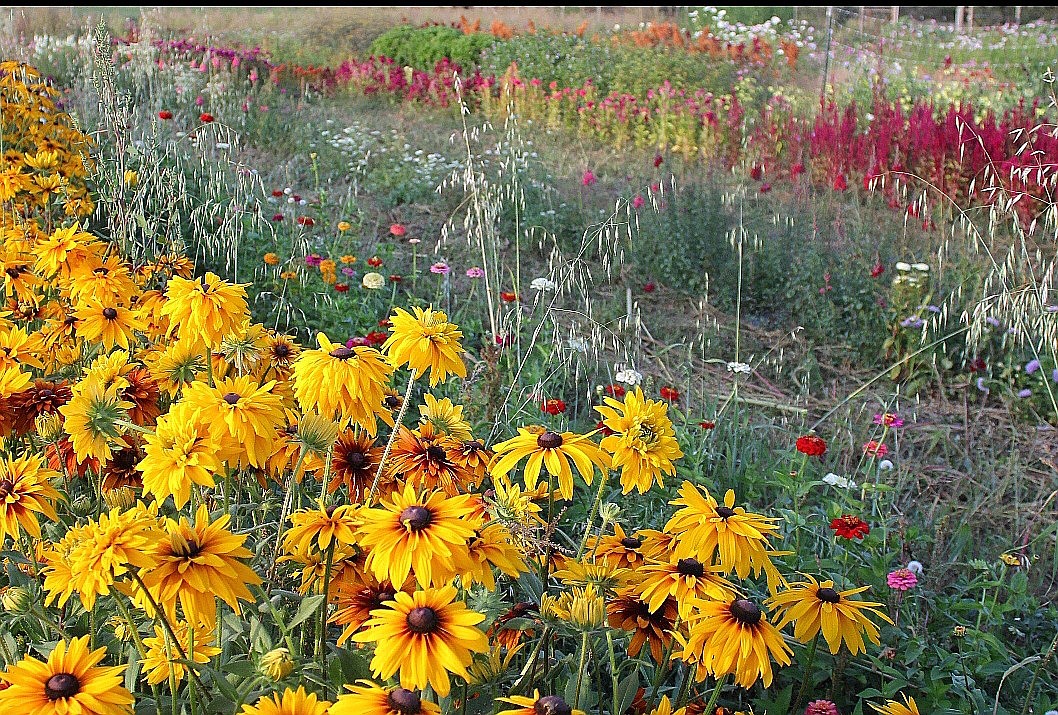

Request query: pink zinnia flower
[
  {"left": 632, "top": 194, "right": 645, "bottom": 209},
  {"left": 466, "top": 267, "right": 484, "bottom": 279},
  {"left": 863, "top": 440, "right": 888, "bottom": 458},
  {"left": 582, "top": 169, "right": 596, "bottom": 187},
  {"left": 305, "top": 254, "right": 322, "bottom": 267},
  {"left": 887, "top": 568, "right": 918, "bottom": 591},
  {"left": 430, "top": 262, "right": 451, "bottom": 275},
  {"left": 805, "top": 701, "right": 840, "bottom": 715},
  {"left": 873, "top": 413, "right": 904, "bottom": 428}
]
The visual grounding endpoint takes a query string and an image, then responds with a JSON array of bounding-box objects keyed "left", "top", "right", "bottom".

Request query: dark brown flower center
[
  {"left": 465, "top": 440, "right": 484, "bottom": 450},
  {"left": 620, "top": 536, "right": 643, "bottom": 549},
  {"left": 715, "top": 506, "right": 736, "bottom": 519},
  {"left": 44, "top": 673, "right": 80, "bottom": 700},
  {"left": 426, "top": 445, "right": 447, "bottom": 462},
  {"left": 329, "top": 347, "right": 355, "bottom": 360},
  {"left": 537, "top": 431, "right": 563, "bottom": 449},
  {"left": 387, "top": 688, "right": 422, "bottom": 715},
  {"left": 729, "top": 598, "right": 762, "bottom": 626},
  {"left": 385, "top": 395, "right": 401, "bottom": 409},
  {"left": 346, "top": 451, "right": 367, "bottom": 470},
  {"left": 0, "top": 479, "right": 13, "bottom": 500},
  {"left": 816, "top": 587, "right": 841, "bottom": 604},
  {"left": 676, "top": 557, "right": 705, "bottom": 577},
  {"left": 273, "top": 343, "right": 291, "bottom": 357},
  {"left": 223, "top": 392, "right": 241, "bottom": 405},
  {"left": 534, "top": 695, "right": 573, "bottom": 715},
  {"left": 399, "top": 506, "right": 432, "bottom": 531},
  {"left": 39, "top": 389, "right": 55, "bottom": 400},
  {"left": 174, "top": 539, "right": 202, "bottom": 559},
  {"left": 102, "top": 307, "right": 118, "bottom": 320},
  {"left": 406, "top": 606, "right": 439, "bottom": 634}
]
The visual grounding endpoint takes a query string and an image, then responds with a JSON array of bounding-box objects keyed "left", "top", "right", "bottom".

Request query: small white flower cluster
[
  {"left": 530, "top": 277, "right": 558, "bottom": 292},
  {"left": 321, "top": 123, "right": 463, "bottom": 192},
  {"left": 726, "top": 361, "right": 752, "bottom": 374},
  {"left": 823, "top": 473, "right": 857, "bottom": 489},
  {"left": 615, "top": 367, "right": 643, "bottom": 386}
]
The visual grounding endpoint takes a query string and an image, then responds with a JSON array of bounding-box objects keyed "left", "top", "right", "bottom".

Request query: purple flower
[
  {"left": 305, "top": 254, "right": 322, "bottom": 267},
  {"left": 985, "top": 316, "right": 1001, "bottom": 328},
  {"left": 887, "top": 568, "right": 918, "bottom": 590},
  {"left": 873, "top": 412, "right": 904, "bottom": 428},
  {"left": 632, "top": 194, "right": 645, "bottom": 209},
  {"left": 341, "top": 267, "right": 356, "bottom": 277},
  {"left": 346, "top": 336, "right": 370, "bottom": 348},
  {"left": 466, "top": 267, "right": 484, "bottom": 279},
  {"left": 430, "top": 262, "right": 451, "bottom": 275},
  {"left": 1025, "top": 359, "right": 1041, "bottom": 375},
  {"left": 1018, "top": 388, "right": 1033, "bottom": 398},
  {"left": 900, "top": 316, "right": 924, "bottom": 329},
  {"left": 1053, "top": 369, "right": 1058, "bottom": 384},
  {"left": 976, "top": 377, "right": 989, "bottom": 394}
]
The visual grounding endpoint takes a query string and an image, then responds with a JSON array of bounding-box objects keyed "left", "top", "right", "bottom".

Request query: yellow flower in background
[
  {"left": 872, "top": 694, "right": 921, "bottom": 715},
  {"left": 677, "top": 597, "right": 792, "bottom": 689},
  {"left": 292, "top": 332, "right": 393, "bottom": 434},
  {"left": 263, "top": 252, "right": 280, "bottom": 266},
  {"left": 0, "top": 635, "right": 134, "bottom": 715},
  {"left": 418, "top": 393, "right": 473, "bottom": 440},
  {"left": 141, "top": 505, "right": 261, "bottom": 627},
  {"left": 497, "top": 692, "right": 584, "bottom": 715},
  {"left": 595, "top": 387, "right": 683, "bottom": 493},
  {"left": 283, "top": 501, "right": 360, "bottom": 555},
  {"left": 337, "top": 221, "right": 351, "bottom": 233},
  {"left": 0, "top": 453, "right": 60, "bottom": 545},
  {"left": 767, "top": 575, "right": 893, "bottom": 655},
  {"left": 147, "top": 340, "right": 206, "bottom": 396},
  {"left": 139, "top": 402, "right": 220, "bottom": 508},
  {"left": 281, "top": 270, "right": 298, "bottom": 280},
  {"left": 59, "top": 377, "right": 132, "bottom": 463},
  {"left": 331, "top": 681, "right": 440, "bottom": 715},
  {"left": 383, "top": 306, "right": 466, "bottom": 386},
  {"left": 665, "top": 483, "right": 786, "bottom": 593},
  {"left": 352, "top": 584, "right": 487, "bottom": 697},
  {"left": 240, "top": 686, "right": 331, "bottom": 715},
  {"left": 161, "top": 272, "right": 248, "bottom": 351},
  {"left": 543, "top": 584, "right": 606, "bottom": 630},
  {"left": 123, "top": 169, "right": 138, "bottom": 187},
  {"left": 340, "top": 254, "right": 356, "bottom": 264},
  {"left": 459, "top": 522, "right": 527, "bottom": 590},
  {"left": 181, "top": 375, "right": 284, "bottom": 468},
  {"left": 142, "top": 621, "right": 220, "bottom": 685},
  {"left": 490, "top": 427, "right": 610, "bottom": 501}
]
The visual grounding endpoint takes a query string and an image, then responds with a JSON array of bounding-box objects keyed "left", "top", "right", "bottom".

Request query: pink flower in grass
[
  {"left": 887, "top": 568, "right": 918, "bottom": 591},
  {"left": 862, "top": 440, "right": 888, "bottom": 458},
  {"left": 805, "top": 702, "right": 840, "bottom": 715},
  {"left": 582, "top": 169, "right": 596, "bottom": 187}
]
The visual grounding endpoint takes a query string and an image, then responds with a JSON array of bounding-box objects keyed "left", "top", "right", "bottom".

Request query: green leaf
[{"left": 289, "top": 594, "right": 327, "bottom": 629}]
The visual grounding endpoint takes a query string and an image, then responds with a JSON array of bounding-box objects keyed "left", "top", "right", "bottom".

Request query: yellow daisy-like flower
[
  {"left": 181, "top": 375, "right": 284, "bottom": 468},
  {"left": 240, "top": 686, "right": 332, "bottom": 715},
  {"left": 490, "top": 427, "right": 610, "bottom": 501},
  {"left": 677, "top": 597, "right": 792, "bottom": 689},
  {"left": 0, "top": 453, "right": 60, "bottom": 545},
  {"left": 283, "top": 501, "right": 360, "bottom": 555},
  {"left": 595, "top": 387, "right": 683, "bottom": 493},
  {"left": 497, "top": 692, "right": 585, "bottom": 715},
  {"left": 872, "top": 695, "right": 920, "bottom": 715},
  {"left": 293, "top": 332, "right": 394, "bottom": 435},
  {"left": 665, "top": 483, "right": 786, "bottom": 593},
  {"left": 352, "top": 584, "right": 488, "bottom": 697},
  {"left": 59, "top": 377, "right": 132, "bottom": 463},
  {"left": 0, "top": 635, "right": 134, "bottom": 715},
  {"left": 636, "top": 555, "right": 735, "bottom": 619},
  {"left": 357, "top": 482, "right": 482, "bottom": 588},
  {"left": 146, "top": 340, "right": 206, "bottom": 396},
  {"left": 382, "top": 306, "right": 466, "bottom": 386},
  {"left": 161, "top": 272, "right": 248, "bottom": 351},
  {"left": 74, "top": 301, "right": 144, "bottom": 351},
  {"left": 142, "top": 621, "right": 221, "bottom": 685},
  {"left": 139, "top": 402, "right": 220, "bottom": 508},
  {"left": 459, "top": 522, "right": 527, "bottom": 590},
  {"left": 140, "top": 505, "right": 262, "bottom": 627},
  {"left": 418, "top": 393, "right": 472, "bottom": 440},
  {"left": 331, "top": 681, "right": 439, "bottom": 715},
  {"left": 766, "top": 575, "right": 893, "bottom": 655}
]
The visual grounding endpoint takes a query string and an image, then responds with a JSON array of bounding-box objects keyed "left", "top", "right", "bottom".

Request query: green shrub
[{"left": 368, "top": 25, "right": 495, "bottom": 70}]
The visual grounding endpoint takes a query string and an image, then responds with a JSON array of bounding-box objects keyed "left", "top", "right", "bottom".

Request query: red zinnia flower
[
  {"left": 271, "top": 189, "right": 284, "bottom": 197},
  {"left": 759, "top": 183, "right": 771, "bottom": 193},
  {"left": 830, "top": 515, "right": 870, "bottom": 540},
  {"left": 643, "top": 282, "right": 656, "bottom": 293},
  {"left": 699, "top": 420, "right": 715, "bottom": 429},
  {"left": 653, "top": 154, "right": 663, "bottom": 168},
  {"left": 659, "top": 386, "right": 679, "bottom": 402},
  {"left": 334, "top": 283, "right": 349, "bottom": 293},
  {"left": 365, "top": 331, "right": 388, "bottom": 345},
  {"left": 795, "top": 434, "right": 826, "bottom": 457},
  {"left": 603, "top": 384, "right": 625, "bottom": 398},
  {"left": 367, "top": 256, "right": 382, "bottom": 267},
  {"left": 389, "top": 274, "right": 402, "bottom": 283},
  {"left": 272, "top": 213, "right": 284, "bottom": 222},
  {"left": 500, "top": 291, "right": 517, "bottom": 303},
  {"left": 790, "top": 162, "right": 805, "bottom": 177},
  {"left": 199, "top": 112, "right": 214, "bottom": 123},
  {"left": 750, "top": 164, "right": 763, "bottom": 181},
  {"left": 378, "top": 319, "right": 392, "bottom": 328},
  {"left": 870, "top": 261, "right": 885, "bottom": 278},
  {"left": 296, "top": 216, "right": 314, "bottom": 226},
  {"left": 390, "top": 223, "right": 406, "bottom": 237},
  {"left": 541, "top": 398, "right": 566, "bottom": 415},
  {"left": 158, "top": 110, "right": 173, "bottom": 120}
]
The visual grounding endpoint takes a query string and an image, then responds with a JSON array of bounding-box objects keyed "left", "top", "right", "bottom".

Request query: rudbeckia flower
[
  {"left": 767, "top": 575, "right": 893, "bottom": 654},
  {"left": 595, "top": 387, "right": 683, "bottom": 493},
  {"left": 382, "top": 306, "right": 466, "bottom": 386},
  {"left": 490, "top": 427, "right": 610, "bottom": 501}
]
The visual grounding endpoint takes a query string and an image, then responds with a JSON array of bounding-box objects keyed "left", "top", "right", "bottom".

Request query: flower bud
[
  {"left": 35, "top": 413, "right": 63, "bottom": 442},
  {"left": 259, "top": 647, "right": 294, "bottom": 681},
  {"left": 1, "top": 586, "right": 31, "bottom": 614}
]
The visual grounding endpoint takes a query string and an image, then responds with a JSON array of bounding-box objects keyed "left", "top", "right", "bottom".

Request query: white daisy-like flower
[
  {"left": 615, "top": 367, "right": 643, "bottom": 386},
  {"left": 912, "top": 263, "right": 930, "bottom": 272},
  {"left": 726, "top": 361, "right": 752, "bottom": 374},
  {"left": 530, "top": 277, "right": 558, "bottom": 292}
]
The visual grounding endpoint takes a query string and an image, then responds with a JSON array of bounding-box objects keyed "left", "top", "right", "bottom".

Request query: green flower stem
[
  {"left": 793, "top": 633, "right": 821, "bottom": 712},
  {"left": 701, "top": 674, "right": 727, "bottom": 715},
  {"left": 573, "top": 631, "right": 590, "bottom": 709}
]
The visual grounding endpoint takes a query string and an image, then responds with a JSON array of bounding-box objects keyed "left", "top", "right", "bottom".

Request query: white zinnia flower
[
  {"left": 530, "top": 277, "right": 558, "bottom": 292},
  {"left": 615, "top": 367, "right": 643, "bottom": 386},
  {"left": 726, "top": 361, "right": 752, "bottom": 374},
  {"left": 361, "top": 272, "right": 385, "bottom": 290},
  {"left": 823, "top": 473, "right": 857, "bottom": 489}
]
